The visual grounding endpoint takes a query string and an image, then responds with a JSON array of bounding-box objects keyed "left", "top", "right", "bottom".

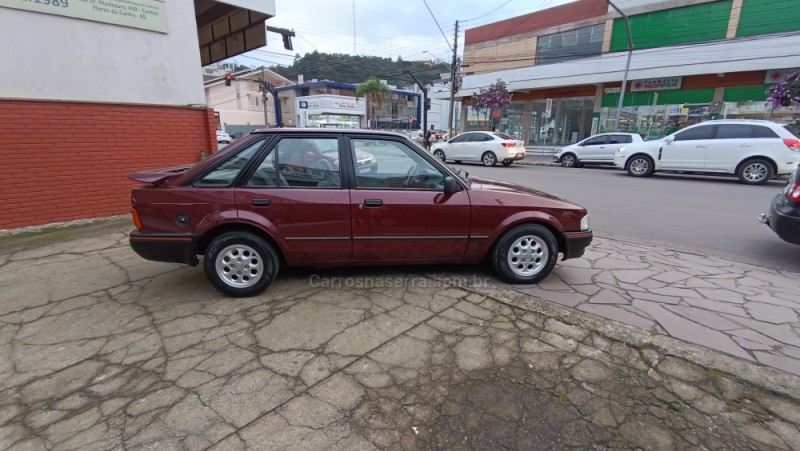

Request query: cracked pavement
[{"left": 1, "top": 219, "right": 799, "bottom": 450}]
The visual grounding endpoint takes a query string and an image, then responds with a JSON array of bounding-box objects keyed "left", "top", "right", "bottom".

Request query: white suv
[{"left": 613, "top": 120, "right": 800, "bottom": 184}]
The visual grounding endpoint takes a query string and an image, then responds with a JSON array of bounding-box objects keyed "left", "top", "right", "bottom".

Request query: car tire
[
  {"left": 433, "top": 149, "right": 446, "bottom": 162},
  {"left": 737, "top": 158, "right": 773, "bottom": 185},
  {"left": 204, "top": 231, "right": 279, "bottom": 297},
  {"left": 626, "top": 155, "right": 654, "bottom": 177},
  {"left": 482, "top": 152, "right": 497, "bottom": 167},
  {"left": 455, "top": 160, "right": 462, "bottom": 164},
  {"left": 491, "top": 224, "right": 558, "bottom": 284},
  {"left": 561, "top": 153, "right": 578, "bottom": 168}
]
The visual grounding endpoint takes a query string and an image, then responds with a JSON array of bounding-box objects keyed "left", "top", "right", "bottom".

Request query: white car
[
  {"left": 216, "top": 130, "right": 232, "bottom": 144},
  {"left": 554, "top": 133, "right": 644, "bottom": 167},
  {"left": 613, "top": 120, "right": 800, "bottom": 185},
  {"left": 431, "top": 131, "right": 526, "bottom": 166}
]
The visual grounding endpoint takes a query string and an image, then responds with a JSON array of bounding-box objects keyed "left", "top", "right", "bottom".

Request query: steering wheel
[{"left": 404, "top": 164, "right": 421, "bottom": 187}]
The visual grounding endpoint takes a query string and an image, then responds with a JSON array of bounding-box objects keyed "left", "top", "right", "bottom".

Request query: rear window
[
  {"left": 752, "top": 126, "right": 779, "bottom": 138},
  {"left": 783, "top": 125, "right": 800, "bottom": 139},
  {"left": 493, "top": 133, "right": 515, "bottom": 140},
  {"left": 608, "top": 135, "right": 633, "bottom": 144}
]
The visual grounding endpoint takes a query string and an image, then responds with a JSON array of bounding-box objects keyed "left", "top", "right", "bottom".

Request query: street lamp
[
  {"left": 609, "top": 0, "right": 633, "bottom": 132},
  {"left": 423, "top": 50, "right": 450, "bottom": 70}
]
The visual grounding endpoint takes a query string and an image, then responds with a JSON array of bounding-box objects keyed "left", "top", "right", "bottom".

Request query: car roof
[{"left": 251, "top": 128, "right": 410, "bottom": 138}]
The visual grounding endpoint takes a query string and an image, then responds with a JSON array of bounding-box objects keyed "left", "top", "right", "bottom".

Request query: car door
[
  {"left": 465, "top": 132, "right": 492, "bottom": 161},
  {"left": 661, "top": 124, "right": 714, "bottom": 169},
  {"left": 703, "top": 124, "right": 753, "bottom": 172},
  {"left": 444, "top": 133, "right": 471, "bottom": 159},
  {"left": 233, "top": 135, "right": 352, "bottom": 264},
  {"left": 347, "top": 135, "right": 470, "bottom": 262},
  {"left": 606, "top": 134, "right": 633, "bottom": 162},
  {"left": 578, "top": 135, "right": 609, "bottom": 161}
]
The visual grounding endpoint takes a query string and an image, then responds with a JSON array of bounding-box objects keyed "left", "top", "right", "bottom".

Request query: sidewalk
[{"left": 0, "top": 220, "right": 798, "bottom": 449}]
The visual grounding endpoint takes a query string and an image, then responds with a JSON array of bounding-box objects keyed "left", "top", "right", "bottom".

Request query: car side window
[
  {"left": 449, "top": 134, "right": 470, "bottom": 143},
  {"left": 583, "top": 136, "right": 607, "bottom": 146},
  {"left": 351, "top": 138, "right": 445, "bottom": 190},
  {"left": 674, "top": 125, "right": 714, "bottom": 141},
  {"left": 715, "top": 125, "right": 752, "bottom": 139},
  {"left": 244, "top": 149, "right": 283, "bottom": 187},
  {"left": 753, "top": 126, "right": 780, "bottom": 138},
  {"left": 608, "top": 135, "right": 631, "bottom": 144},
  {"left": 194, "top": 140, "right": 264, "bottom": 187},
  {"left": 275, "top": 138, "right": 342, "bottom": 188},
  {"left": 465, "top": 133, "right": 484, "bottom": 142}
]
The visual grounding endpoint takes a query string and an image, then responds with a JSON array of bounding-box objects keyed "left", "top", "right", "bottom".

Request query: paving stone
[
  {"left": 570, "top": 360, "right": 613, "bottom": 384},
  {"left": 664, "top": 305, "right": 741, "bottom": 331},
  {"left": 539, "top": 331, "right": 578, "bottom": 352},
  {"left": 611, "top": 269, "right": 657, "bottom": 284},
  {"left": 554, "top": 266, "right": 600, "bottom": 285},
  {"left": 753, "top": 352, "right": 800, "bottom": 377},
  {"left": 728, "top": 328, "right": 783, "bottom": 347},
  {"left": 631, "top": 291, "right": 683, "bottom": 305},
  {"left": 721, "top": 315, "right": 800, "bottom": 347},
  {"left": 744, "top": 302, "right": 799, "bottom": 324},
  {"left": 652, "top": 272, "right": 692, "bottom": 284},
  {"left": 544, "top": 319, "right": 589, "bottom": 342},
  {"left": 742, "top": 423, "right": 789, "bottom": 449},
  {"left": 649, "top": 287, "right": 702, "bottom": 299},
  {"left": 578, "top": 304, "right": 656, "bottom": 331},
  {"left": 732, "top": 336, "right": 775, "bottom": 351},
  {"left": 588, "top": 288, "right": 629, "bottom": 305},
  {"left": 633, "top": 300, "right": 752, "bottom": 360},
  {"left": 684, "top": 298, "right": 749, "bottom": 316},
  {"left": 513, "top": 286, "right": 587, "bottom": 307},
  {"left": 745, "top": 293, "right": 800, "bottom": 309}
]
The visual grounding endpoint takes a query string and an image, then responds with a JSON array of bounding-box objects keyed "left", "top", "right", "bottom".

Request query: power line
[
  {"left": 421, "top": 0, "right": 452, "bottom": 51},
  {"left": 461, "top": 0, "right": 513, "bottom": 22}
]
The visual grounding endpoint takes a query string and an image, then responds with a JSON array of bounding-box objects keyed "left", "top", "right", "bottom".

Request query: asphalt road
[{"left": 455, "top": 162, "right": 800, "bottom": 272}]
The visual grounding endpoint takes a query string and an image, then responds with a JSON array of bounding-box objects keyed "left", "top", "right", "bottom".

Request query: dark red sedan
[{"left": 129, "top": 129, "right": 592, "bottom": 297}]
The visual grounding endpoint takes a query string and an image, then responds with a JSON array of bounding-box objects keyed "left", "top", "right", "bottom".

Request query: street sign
[
  {"left": 545, "top": 98, "right": 553, "bottom": 118},
  {"left": 408, "top": 115, "right": 414, "bottom": 124}
]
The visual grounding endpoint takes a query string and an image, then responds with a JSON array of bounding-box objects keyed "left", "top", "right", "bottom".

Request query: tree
[
  {"left": 766, "top": 71, "right": 800, "bottom": 107},
  {"left": 471, "top": 79, "right": 513, "bottom": 129},
  {"left": 356, "top": 77, "right": 391, "bottom": 129}
]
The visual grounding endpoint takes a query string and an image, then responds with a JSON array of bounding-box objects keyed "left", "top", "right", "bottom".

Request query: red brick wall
[{"left": 0, "top": 100, "right": 218, "bottom": 230}]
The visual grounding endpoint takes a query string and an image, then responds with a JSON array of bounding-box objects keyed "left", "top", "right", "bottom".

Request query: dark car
[
  {"left": 759, "top": 169, "right": 800, "bottom": 245},
  {"left": 128, "top": 129, "right": 592, "bottom": 297}
]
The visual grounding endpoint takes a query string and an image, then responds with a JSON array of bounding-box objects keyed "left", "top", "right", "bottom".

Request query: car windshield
[
  {"left": 493, "top": 133, "right": 515, "bottom": 140},
  {"left": 783, "top": 125, "right": 800, "bottom": 139}
]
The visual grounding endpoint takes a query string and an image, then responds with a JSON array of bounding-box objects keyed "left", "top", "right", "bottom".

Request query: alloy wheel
[
  {"left": 215, "top": 244, "right": 263, "bottom": 288},
  {"left": 506, "top": 235, "right": 548, "bottom": 277}
]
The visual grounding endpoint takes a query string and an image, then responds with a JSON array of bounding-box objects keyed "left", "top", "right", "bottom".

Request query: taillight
[
  {"left": 787, "top": 182, "right": 800, "bottom": 201},
  {"left": 131, "top": 209, "right": 143, "bottom": 229},
  {"left": 502, "top": 142, "right": 515, "bottom": 147},
  {"left": 783, "top": 139, "right": 800, "bottom": 150}
]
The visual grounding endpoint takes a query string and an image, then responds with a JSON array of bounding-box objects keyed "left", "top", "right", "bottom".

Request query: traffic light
[
  {"left": 225, "top": 74, "right": 232, "bottom": 86},
  {"left": 425, "top": 98, "right": 431, "bottom": 111}
]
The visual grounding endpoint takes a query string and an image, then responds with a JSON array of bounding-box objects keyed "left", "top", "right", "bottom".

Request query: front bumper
[
  {"left": 562, "top": 231, "right": 593, "bottom": 260},
  {"left": 553, "top": 155, "right": 562, "bottom": 163},
  {"left": 760, "top": 195, "right": 800, "bottom": 245},
  {"left": 130, "top": 231, "right": 199, "bottom": 266}
]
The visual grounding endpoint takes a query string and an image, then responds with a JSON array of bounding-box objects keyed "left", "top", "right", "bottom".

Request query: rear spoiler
[{"left": 128, "top": 164, "right": 193, "bottom": 185}]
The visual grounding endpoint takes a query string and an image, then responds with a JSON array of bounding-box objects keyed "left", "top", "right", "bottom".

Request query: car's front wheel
[
  {"left": 204, "top": 231, "right": 279, "bottom": 297},
  {"left": 626, "top": 155, "right": 654, "bottom": 177},
  {"left": 561, "top": 153, "right": 578, "bottom": 168},
  {"left": 433, "top": 149, "right": 446, "bottom": 162},
  {"left": 482, "top": 152, "right": 497, "bottom": 167},
  {"left": 491, "top": 224, "right": 558, "bottom": 284},
  {"left": 737, "top": 158, "right": 773, "bottom": 185}
]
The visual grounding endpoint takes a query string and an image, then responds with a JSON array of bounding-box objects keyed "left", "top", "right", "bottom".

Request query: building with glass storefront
[
  {"left": 274, "top": 81, "right": 422, "bottom": 130},
  {"left": 458, "top": 0, "right": 800, "bottom": 146}
]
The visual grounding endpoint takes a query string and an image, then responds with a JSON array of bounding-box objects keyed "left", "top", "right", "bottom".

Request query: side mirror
[
  {"left": 444, "top": 176, "right": 460, "bottom": 195},
  {"left": 665, "top": 136, "right": 674, "bottom": 144}
]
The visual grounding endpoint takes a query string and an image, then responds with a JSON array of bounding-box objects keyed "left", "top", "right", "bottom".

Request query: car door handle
[
  {"left": 363, "top": 199, "right": 383, "bottom": 207},
  {"left": 740, "top": 144, "right": 751, "bottom": 147},
  {"left": 696, "top": 145, "right": 707, "bottom": 148},
  {"left": 251, "top": 198, "right": 271, "bottom": 206}
]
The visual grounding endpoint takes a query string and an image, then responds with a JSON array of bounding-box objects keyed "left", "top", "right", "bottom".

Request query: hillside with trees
[{"left": 268, "top": 51, "right": 451, "bottom": 87}]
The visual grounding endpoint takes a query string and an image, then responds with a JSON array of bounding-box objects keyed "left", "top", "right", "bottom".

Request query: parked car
[
  {"left": 216, "top": 130, "right": 232, "bottom": 144},
  {"left": 759, "top": 169, "right": 800, "bottom": 244},
  {"left": 613, "top": 119, "right": 800, "bottom": 184},
  {"left": 554, "top": 133, "right": 644, "bottom": 167},
  {"left": 431, "top": 131, "right": 526, "bottom": 166},
  {"left": 128, "top": 128, "right": 592, "bottom": 297}
]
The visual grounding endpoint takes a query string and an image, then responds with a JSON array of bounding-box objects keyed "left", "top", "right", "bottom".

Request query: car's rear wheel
[
  {"left": 482, "top": 152, "right": 497, "bottom": 167},
  {"left": 204, "top": 231, "right": 279, "bottom": 297},
  {"left": 737, "top": 158, "right": 773, "bottom": 185},
  {"left": 491, "top": 224, "right": 558, "bottom": 284},
  {"left": 626, "top": 155, "right": 654, "bottom": 177},
  {"left": 433, "top": 149, "right": 446, "bottom": 162},
  {"left": 561, "top": 153, "right": 578, "bottom": 168}
]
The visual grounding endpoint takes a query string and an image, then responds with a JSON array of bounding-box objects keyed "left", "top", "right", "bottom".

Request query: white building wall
[
  {"left": 218, "top": 110, "right": 269, "bottom": 128},
  {"left": 0, "top": 2, "right": 205, "bottom": 106}
]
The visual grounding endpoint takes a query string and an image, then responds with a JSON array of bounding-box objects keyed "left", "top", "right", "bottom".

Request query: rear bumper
[
  {"left": 562, "top": 231, "right": 593, "bottom": 260},
  {"left": 503, "top": 151, "right": 526, "bottom": 162},
  {"left": 129, "top": 231, "right": 199, "bottom": 266},
  {"left": 762, "top": 195, "right": 800, "bottom": 245}
]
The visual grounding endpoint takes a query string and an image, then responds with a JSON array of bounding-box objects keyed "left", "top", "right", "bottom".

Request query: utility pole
[
  {"left": 447, "top": 20, "right": 459, "bottom": 138},
  {"left": 609, "top": 0, "right": 633, "bottom": 131},
  {"left": 261, "top": 68, "right": 269, "bottom": 126},
  {"left": 405, "top": 70, "right": 427, "bottom": 134}
]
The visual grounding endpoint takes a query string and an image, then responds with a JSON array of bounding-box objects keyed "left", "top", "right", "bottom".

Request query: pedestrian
[
  {"left": 491, "top": 126, "right": 497, "bottom": 132},
  {"left": 423, "top": 130, "right": 432, "bottom": 151}
]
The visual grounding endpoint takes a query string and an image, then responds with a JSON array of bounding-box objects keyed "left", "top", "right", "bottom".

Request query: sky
[{"left": 231, "top": 0, "right": 576, "bottom": 69}]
